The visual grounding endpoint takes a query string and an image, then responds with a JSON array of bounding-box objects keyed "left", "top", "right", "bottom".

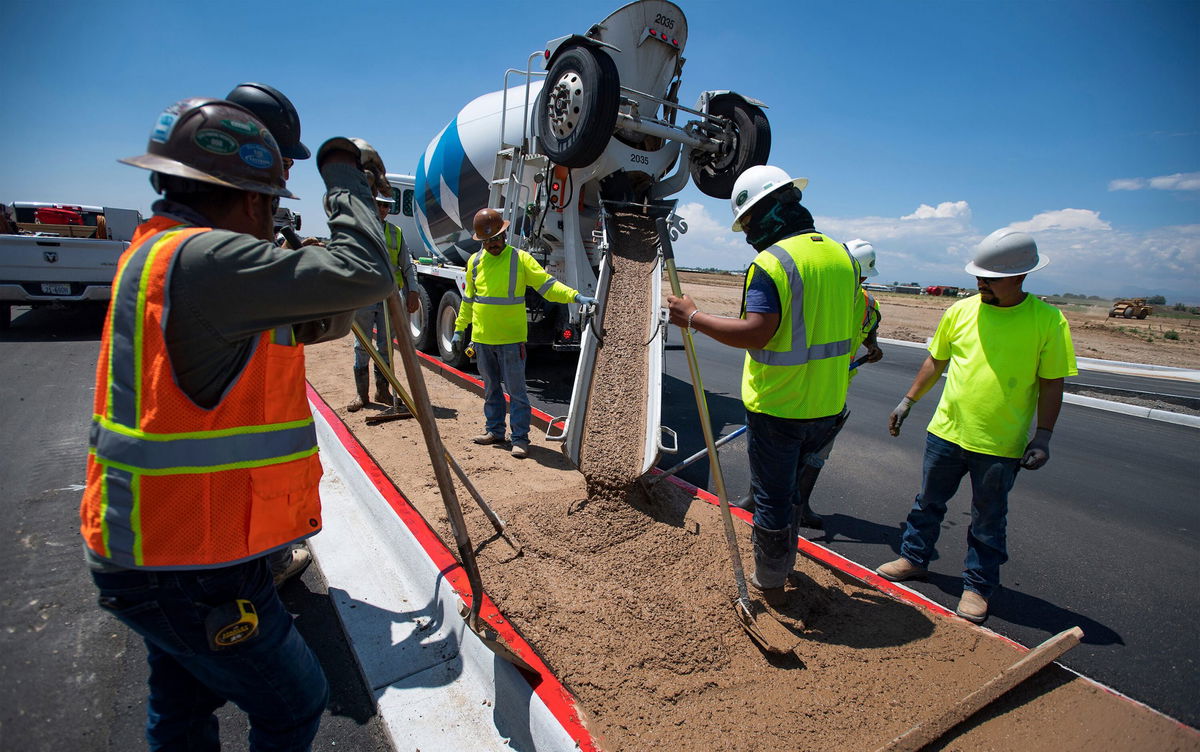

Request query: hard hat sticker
[
  {"left": 735, "top": 189, "right": 748, "bottom": 207},
  {"left": 239, "top": 143, "right": 275, "bottom": 169},
  {"left": 222, "top": 119, "right": 260, "bottom": 135},
  {"left": 151, "top": 113, "right": 179, "bottom": 144},
  {"left": 195, "top": 129, "right": 239, "bottom": 155}
]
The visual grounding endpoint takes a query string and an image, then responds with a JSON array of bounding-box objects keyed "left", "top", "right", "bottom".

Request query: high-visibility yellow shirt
[
  {"left": 453, "top": 244, "right": 578, "bottom": 345},
  {"left": 740, "top": 232, "right": 861, "bottom": 419},
  {"left": 927, "top": 294, "right": 1077, "bottom": 457},
  {"left": 384, "top": 222, "right": 416, "bottom": 292}
]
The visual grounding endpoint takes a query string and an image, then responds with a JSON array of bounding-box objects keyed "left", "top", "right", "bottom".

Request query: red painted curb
[{"left": 306, "top": 382, "right": 599, "bottom": 752}]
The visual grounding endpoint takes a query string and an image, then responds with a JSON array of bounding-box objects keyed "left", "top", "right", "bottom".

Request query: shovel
[
  {"left": 350, "top": 317, "right": 523, "bottom": 556},
  {"left": 350, "top": 291, "right": 531, "bottom": 670},
  {"left": 656, "top": 217, "right": 802, "bottom": 657}
]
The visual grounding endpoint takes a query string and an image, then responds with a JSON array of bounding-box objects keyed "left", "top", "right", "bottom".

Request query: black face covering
[{"left": 744, "top": 190, "right": 816, "bottom": 250}]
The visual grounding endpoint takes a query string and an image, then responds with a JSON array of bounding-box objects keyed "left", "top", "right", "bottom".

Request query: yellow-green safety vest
[
  {"left": 741, "top": 232, "right": 862, "bottom": 419},
  {"left": 453, "top": 244, "right": 577, "bottom": 345}
]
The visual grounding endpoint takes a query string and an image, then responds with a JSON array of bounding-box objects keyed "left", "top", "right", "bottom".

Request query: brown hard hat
[
  {"left": 471, "top": 207, "right": 510, "bottom": 241},
  {"left": 119, "top": 98, "right": 296, "bottom": 198}
]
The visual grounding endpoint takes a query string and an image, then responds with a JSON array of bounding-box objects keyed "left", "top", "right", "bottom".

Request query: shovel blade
[{"left": 735, "top": 599, "right": 803, "bottom": 657}]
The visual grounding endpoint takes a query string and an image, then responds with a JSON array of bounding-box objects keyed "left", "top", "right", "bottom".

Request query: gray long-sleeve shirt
[{"left": 162, "top": 162, "right": 394, "bottom": 408}]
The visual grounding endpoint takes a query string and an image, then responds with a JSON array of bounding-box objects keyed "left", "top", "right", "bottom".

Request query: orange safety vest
[{"left": 80, "top": 215, "right": 323, "bottom": 570}]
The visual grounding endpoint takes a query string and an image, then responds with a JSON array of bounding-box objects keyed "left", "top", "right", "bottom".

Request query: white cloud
[
  {"left": 670, "top": 201, "right": 753, "bottom": 270},
  {"left": 1148, "top": 172, "right": 1200, "bottom": 191},
  {"left": 902, "top": 201, "right": 971, "bottom": 220},
  {"left": 1108, "top": 171, "right": 1200, "bottom": 191},
  {"left": 1107, "top": 178, "right": 1146, "bottom": 191},
  {"left": 1008, "top": 209, "right": 1111, "bottom": 233}
]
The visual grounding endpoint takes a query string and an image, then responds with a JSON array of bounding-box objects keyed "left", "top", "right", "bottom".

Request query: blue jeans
[
  {"left": 91, "top": 557, "right": 329, "bottom": 751},
  {"left": 746, "top": 409, "right": 841, "bottom": 531},
  {"left": 352, "top": 303, "right": 390, "bottom": 370},
  {"left": 476, "top": 342, "right": 530, "bottom": 446},
  {"left": 900, "top": 433, "right": 1021, "bottom": 598}
]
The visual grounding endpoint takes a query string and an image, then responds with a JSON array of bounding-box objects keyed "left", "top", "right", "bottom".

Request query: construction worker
[
  {"left": 452, "top": 207, "right": 595, "bottom": 458},
  {"left": 347, "top": 186, "right": 421, "bottom": 413},
  {"left": 80, "top": 97, "right": 395, "bottom": 749},
  {"left": 877, "top": 229, "right": 1076, "bottom": 623},
  {"left": 781, "top": 238, "right": 887, "bottom": 530},
  {"left": 667, "top": 165, "right": 861, "bottom": 603},
  {"left": 226, "top": 81, "right": 320, "bottom": 585}
]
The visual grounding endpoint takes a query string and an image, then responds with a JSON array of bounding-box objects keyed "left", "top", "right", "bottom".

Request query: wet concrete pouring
[{"left": 303, "top": 217, "right": 1196, "bottom": 750}]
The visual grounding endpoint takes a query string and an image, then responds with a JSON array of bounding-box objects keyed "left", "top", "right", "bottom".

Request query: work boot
[
  {"left": 473, "top": 433, "right": 505, "bottom": 445},
  {"left": 347, "top": 367, "right": 369, "bottom": 412},
  {"left": 956, "top": 589, "right": 989, "bottom": 623},
  {"left": 875, "top": 557, "right": 928, "bottom": 582},
  {"left": 749, "top": 524, "right": 795, "bottom": 592},
  {"left": 796, "top": 502, "right": 824, "bottom": 530},
  {"left": 272, "top": 546, "right": 312, "bottom": 587},
  {"left": 373, "top": 366, "right": 391, "bottom": 405},
  {"left": 511, "top": 443, "right": 529, "bottom": 459}
]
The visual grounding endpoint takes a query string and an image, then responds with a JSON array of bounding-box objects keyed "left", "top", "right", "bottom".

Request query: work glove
[
  {"left": 575, "top": 293, "right": 596, "bottom": 306},
  {"left": 888, "top": 396, "right": 916, "bottom": 437},
  {"left": 451, "top": 331, "right": 463, "bottom": 348},
  {"left": 1020, "top": 428, "right": 1053, "bottom": 470},
  {"left": 350, "top": 137, "right": 388, "bottom": 195}
]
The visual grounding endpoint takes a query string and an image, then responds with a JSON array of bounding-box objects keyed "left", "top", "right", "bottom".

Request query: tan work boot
[
  {"left": 473, "top": 433, "right": 504, "bottom": 445},
  {"left": 272, "top": 547, "right": 312, "bottom": 587},
  {"left": 511, "top": 444, "right": 528, "bottom": 459},
  {"left": 875, "top": 557, "right": 927, "bottom": 582},
  {"left": 956, "top": 590, "right": 989, "bottom": 623}
]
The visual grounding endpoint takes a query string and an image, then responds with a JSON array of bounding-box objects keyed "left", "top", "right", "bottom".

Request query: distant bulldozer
[{"left": 1109, "top": 298, "right": 1152, "bottom": 319}]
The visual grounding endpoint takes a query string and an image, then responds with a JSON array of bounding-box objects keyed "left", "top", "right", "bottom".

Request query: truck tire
[
  {"left": 1137, "top": 310, "right": 1149, "bottom": 319},
  {"left": 1123, "top": 307, "right": 1135, "bottom": 319},
  {"left": 691, "top": 95, "right": 772, "bottom": 199},
  {"left": 410, "top": 285, "right": 435, "bottom": 353},
  {"left": 436, "top": 290, "right": 470, "bottom": 369},
  {"left": 536, "top": 45, "right": 620, "bottom": 168}
]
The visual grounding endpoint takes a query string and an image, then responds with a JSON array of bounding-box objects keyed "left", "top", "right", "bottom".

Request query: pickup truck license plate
[{"left": 41, "top": 283, "right": 71, "bottom": 296}]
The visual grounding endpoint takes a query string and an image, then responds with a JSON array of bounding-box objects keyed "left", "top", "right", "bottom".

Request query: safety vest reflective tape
[{"left": 741, "top": 232, "right": 861, "bottom": 419}]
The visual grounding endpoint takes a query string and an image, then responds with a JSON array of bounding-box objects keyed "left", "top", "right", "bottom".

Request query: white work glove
[
  {"left": 451, "top": 331, "right": 463, "bottom": 347},
  {"left": 575, "top": 293, "right": 596, "bottom": 306},
  {"left": 889, "top": 396, "right": 916, "bottom": 437},
  {"left": 1021, "top": 428, "right": 1053, "bottom": 470}
]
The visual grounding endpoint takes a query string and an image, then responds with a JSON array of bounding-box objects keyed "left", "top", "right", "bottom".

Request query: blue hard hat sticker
[
  {"left": 151, "top": 113, "right": 178, "bottom": 144},
  {"left": 239, "top": 143, "right": 274, "bottom": 169}
]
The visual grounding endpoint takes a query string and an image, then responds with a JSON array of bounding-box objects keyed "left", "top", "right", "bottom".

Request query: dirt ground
[
  {"left": 671, "top": 271, "right": 1200, "bottom": 369},
  {"left": 304, "top": 336, "right": 1197, "bottom": 750}
]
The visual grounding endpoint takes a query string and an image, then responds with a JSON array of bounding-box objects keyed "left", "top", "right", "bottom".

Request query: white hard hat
[
  {"left": 845, "top": 239, "right": 878, "bottom": 278},
  {"left": 965, "top": 228, "right": 1048, "bottom": 278},
  {"left": 730, "top": 165, "right": 809, "bottom": 232}
]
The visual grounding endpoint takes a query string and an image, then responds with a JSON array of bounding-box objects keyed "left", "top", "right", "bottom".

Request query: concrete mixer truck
[
  {"left": 384, "top": 0, "right": 771, "bottom": 368},
  {"left": 388, "top": 0, "right": 772, "bottom": 367}
]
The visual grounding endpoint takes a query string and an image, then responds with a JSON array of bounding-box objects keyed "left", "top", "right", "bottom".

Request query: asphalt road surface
[
  {"left": 0, "top": 306, "right": 390, "bottom": 752},
  {"left": 523, "top": 331, "right": 1200, "bottom": 729}
]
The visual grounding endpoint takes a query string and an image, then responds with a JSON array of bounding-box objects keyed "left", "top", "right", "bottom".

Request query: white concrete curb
[
  {"left": 307, "top": 405, "right": 580, "bottom": 751},
  {"left": 1062, "top": 393, "right": 1200, "bottom": 429}
]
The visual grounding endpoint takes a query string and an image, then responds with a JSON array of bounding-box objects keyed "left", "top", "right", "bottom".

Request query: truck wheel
[
  {"left": 1137, "top": 310, "right": 1148, "bottom": 319},
  {"left": 536, "top": 45, "right": 620, "bottom": 168},
  {"left": 410, "top": 285, "right": 435, "bottom": 353},
  {"left": 691, "top": 95, "right": 772, "bottom": 199},
  {"left": 1123, "top": 307, "right": 1135, "bottom": 319},
  {"left": 436, "top": 290, "right": 470, "bottom": 369}
]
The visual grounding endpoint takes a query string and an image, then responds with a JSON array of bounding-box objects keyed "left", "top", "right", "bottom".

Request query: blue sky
[{"left": 2, "top": 0, "right": 1197, "bottom": 300}]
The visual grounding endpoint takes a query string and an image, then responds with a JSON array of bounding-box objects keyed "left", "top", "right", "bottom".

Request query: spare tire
[
  {"left": 536, "top": 45, "right": 621, "bottom": 168},
  {"left": 691, "top": 95, "right": 771, "bottom": 199}
]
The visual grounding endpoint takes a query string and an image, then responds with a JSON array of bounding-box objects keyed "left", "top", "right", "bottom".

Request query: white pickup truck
[{"left": 0, "top": 202, "right": 142, "bottom": 327}]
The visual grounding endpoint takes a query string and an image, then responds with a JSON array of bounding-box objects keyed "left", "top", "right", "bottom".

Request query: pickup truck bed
[{"left": 0, "top": 233, "right": 127, "bottom": 326}]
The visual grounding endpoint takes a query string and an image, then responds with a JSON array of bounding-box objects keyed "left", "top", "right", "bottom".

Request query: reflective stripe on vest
[{"left": 746, "top": 239, "right": 856, "bottom": 366}]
